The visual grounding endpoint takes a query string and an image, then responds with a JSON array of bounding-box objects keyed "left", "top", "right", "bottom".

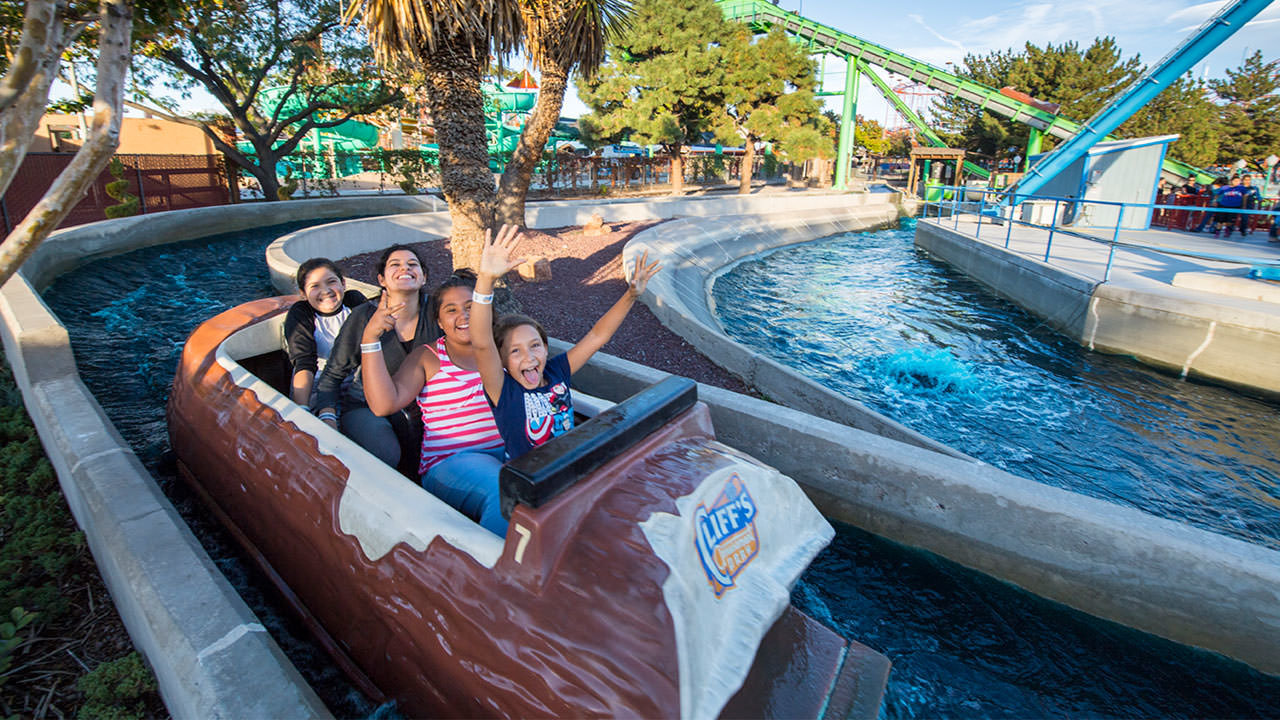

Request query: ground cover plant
[{"left": 0, "top": 351, "right": 164, "bottom": 719}]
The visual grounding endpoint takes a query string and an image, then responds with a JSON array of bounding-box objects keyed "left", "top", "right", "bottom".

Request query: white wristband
[
  {"left": 360, "top": 342, "right": 382, "bottom": 354},
  {"left": 472, "top": 290, "right": 493, "bottom": 305}
]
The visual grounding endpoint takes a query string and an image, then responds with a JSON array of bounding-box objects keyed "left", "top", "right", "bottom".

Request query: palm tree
[
  {"left": 348, "top": 0, "right": 522, "bottom": 269},
  {"left": 495, "top": 0, "right": 630, "bottom": 228}
]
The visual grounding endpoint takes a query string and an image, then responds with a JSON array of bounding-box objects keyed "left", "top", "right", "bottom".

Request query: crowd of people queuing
[
  {"left": 1163, "top": 171, "right": 1278, "bottom": 241},
  {"left": 283, "top": 224, "right": 661, "bottom": 536}
]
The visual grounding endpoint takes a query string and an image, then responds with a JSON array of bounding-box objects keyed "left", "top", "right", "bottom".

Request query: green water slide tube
[{"left": 718, "top": 0, "right": 1211, "bottom": 184}]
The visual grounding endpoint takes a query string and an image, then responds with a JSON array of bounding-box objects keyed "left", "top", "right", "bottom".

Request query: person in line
[
  {"left": 314, "top": 245, "right": 432, "bottom": 476},
  {"left": 358, "top": 271, "right": 507, "bottom": 535},
  {"left": 1240, "top": 175, "right": 1262, "bottom": 237},
  {"left": 283, "top": 258, "right": 369, "bottom": 410},
  {"left": 1213, "top": 175, "right": 1248, "bottom": 238},
  {"left": 1191, "top": 178, "right": 1223, "bottom": 233},
  {"left": 471, "top": 224, "right": 662, "bottom": 462},
  {"left": 1270, "top": 194, "right": 1280, "bottom": 243}
]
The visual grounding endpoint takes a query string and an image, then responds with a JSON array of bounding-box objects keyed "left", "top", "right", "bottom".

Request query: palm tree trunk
[
  {"left": 424, "top": 38, "right": 495, "bottom": 270},
  {"left": 738, "top": 134, "right": 756, "bottom": 195},
  {"left": 496, "top": 62, "right": 568, "bottom": 228}
]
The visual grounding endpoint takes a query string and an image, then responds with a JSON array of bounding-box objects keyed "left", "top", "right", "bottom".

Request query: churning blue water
[
  {"left": 44, "top": 219, "right": 1280, "bottom": 718},
  {"left": 713, "top": 219, "right": 1280, "bottom": 551}
]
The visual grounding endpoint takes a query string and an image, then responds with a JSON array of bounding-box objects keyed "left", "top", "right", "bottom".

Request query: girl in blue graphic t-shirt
[{"left": 469, "top": 224, "right": 662, "bottom": 460}]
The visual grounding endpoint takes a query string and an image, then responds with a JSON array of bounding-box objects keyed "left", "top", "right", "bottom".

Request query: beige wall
[{"left": 33, "top": 114, "right": 218, "bottom": 155}]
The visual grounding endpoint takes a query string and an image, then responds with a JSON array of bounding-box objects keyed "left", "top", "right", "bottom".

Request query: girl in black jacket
[{"left": 283, "top": 258, "right": 369, "bottom": 409}]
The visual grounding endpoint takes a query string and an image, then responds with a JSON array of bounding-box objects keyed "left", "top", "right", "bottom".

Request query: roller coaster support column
[
  {"left": 1011, "top": 0, "right": 1272, "bottom": 203},
  {"left": 1025, "top": 128, "right": 1043, "bottom": 172},
  {"left": 835, "top": 58, "right": 860, "bottom": 190}
]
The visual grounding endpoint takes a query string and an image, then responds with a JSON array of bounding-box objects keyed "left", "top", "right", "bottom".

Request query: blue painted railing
[{"left": 922, "top": 186, "right": 1280, "bottom": 282}]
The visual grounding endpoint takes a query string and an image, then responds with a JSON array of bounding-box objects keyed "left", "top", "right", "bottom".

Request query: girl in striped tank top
[{"left": 360, "top": 271, "right": 509, "bottom": 536}]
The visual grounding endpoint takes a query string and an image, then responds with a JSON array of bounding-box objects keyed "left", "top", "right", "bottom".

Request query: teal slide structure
[{"left": 717, "top": 0, "right": 1214, "bottom": 185}]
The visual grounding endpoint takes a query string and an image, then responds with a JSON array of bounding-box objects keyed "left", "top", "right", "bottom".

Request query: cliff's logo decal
[{"left": 694, "top": 474, "right": 759, "bottom": 597}]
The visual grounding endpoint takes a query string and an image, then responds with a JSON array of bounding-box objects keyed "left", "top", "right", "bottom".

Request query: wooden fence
[{"left": 1, "top": 153, "right": 233, "bottom": 234}]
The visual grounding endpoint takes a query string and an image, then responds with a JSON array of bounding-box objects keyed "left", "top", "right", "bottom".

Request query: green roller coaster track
[{"left": 718, "top": 0, "right": 1212, "bottom": 185}]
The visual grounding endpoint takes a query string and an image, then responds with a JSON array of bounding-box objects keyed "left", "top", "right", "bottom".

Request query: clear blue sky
[
  {"left": 557, "top": 0, "right": 1280, "bottom": 127},
  {"left": 159, "top": 0, "right": 1278, "bottom": 127}
]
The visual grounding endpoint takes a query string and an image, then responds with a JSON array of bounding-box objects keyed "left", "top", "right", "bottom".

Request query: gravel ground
[{"left": 337, "top": 220, "right": 752, "bottom": 395}]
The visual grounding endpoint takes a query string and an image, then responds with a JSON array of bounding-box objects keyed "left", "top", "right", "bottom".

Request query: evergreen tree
[
  {"left": 1124, "top": 73, "right": 1219, "bottom": 167},
  {"left": 577, "top": 0, "right": 732, "bottom": 195},
  {"left": 932, "top": 38, "right": 1142, "bottom": 161},
  {"left": 1209, "top": 50, "right": 1279, "bottom": 169},
  {"left": 719, "top": 26, "right": 822, "bottom": 194}
]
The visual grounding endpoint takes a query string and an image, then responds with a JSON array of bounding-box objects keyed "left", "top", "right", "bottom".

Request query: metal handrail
[{"left": 921, "top": 185, "right": 1280, "bottom": 282}]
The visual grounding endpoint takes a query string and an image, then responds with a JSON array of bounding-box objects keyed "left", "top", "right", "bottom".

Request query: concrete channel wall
[
  {"left": 8, "top": 190, "right": 1279, "bottom": 720},
  {"left": 0, "top": 196, "right": 447, "bottom": 720},
  {"left": 619, "top": 203, "right": 1280, "bottom": 676},
  {"left": 914, "top": 219, "right": 1280, "bottom": 396}
]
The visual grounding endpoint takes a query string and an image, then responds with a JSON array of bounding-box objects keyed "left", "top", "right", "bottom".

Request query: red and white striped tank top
[{"left": 417, "top": 338, "right": 504, "bottom": 475}]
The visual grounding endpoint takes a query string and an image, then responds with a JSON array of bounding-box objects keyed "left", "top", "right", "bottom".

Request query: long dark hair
[
  {"left": 425, "top": 268, "right": 478, "bottom": 343},
  {"left": 375, "top": 244, "right": 429, "bottom": 288}
]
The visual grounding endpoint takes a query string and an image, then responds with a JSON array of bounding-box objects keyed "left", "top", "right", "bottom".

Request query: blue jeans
[{"left": 422, "top": 448, "right": 507, "bottom": 536}]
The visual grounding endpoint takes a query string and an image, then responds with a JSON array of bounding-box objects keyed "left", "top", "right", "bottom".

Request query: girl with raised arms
[{"left": 471, "top": 224, "right": 661, "bottom": 462}]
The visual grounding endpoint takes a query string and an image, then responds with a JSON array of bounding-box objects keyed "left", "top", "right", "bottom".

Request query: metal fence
[
  {"left": 923, "top": 185, "right": 1280, "bottom": 282},
  {"left": 2, "top": 153, "right": 232, "bottom": 233},
  {"left": 242, "top": 151, "right": 789, "bottom": 199}
]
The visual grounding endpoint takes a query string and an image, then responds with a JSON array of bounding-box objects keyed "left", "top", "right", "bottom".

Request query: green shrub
[
  {"left": 276, "top": 168, "right": 299, "bottom": 201},
  {"left": 0, "top": 387, "right": 84, "bottom": 620},
  {"left": 0, "top": 606, "right": 36, "bottom": 686},
  {"left": 76, "top": 652, "right": 158, "bottom": 720},
  {"left": 104, "top": 158, "right": 140, "bottom": 219}
]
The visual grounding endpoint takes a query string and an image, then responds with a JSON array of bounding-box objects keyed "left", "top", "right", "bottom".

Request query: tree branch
[
  {"left": 0, "top": 0, "right": 77, "bottom": 199},
  {"left": 0, "top": 0, "right": 133, "bottom": 287}
]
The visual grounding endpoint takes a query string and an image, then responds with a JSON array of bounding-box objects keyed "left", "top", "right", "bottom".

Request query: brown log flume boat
[{"left": 166, "top": 297, "right": 891, "bottom": 718}]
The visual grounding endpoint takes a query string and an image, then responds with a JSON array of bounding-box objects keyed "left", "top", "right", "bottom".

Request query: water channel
[{"left": 45, "top": 219, "right": 1280, "bottom": 718}]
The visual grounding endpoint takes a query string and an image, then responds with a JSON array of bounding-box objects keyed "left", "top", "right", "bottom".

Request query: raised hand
[
  {"left": 479, "top": 223, "right": 526, "bottom": 280},
  {"left": 627, "top": 250, "right": 662, "bottom": 298},
  {"left": 362, "top": 292, "right": 404, "bottom": 345}
]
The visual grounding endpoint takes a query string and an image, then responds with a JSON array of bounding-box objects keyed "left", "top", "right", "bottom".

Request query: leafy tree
[
  {"left": 1209, "top": 50, "right": 1279, "bottom": 169},
  {"left": 854, "top": 116, "right": 888, "bottom": 155},
  {"left": 348, "top": 0, "right": 521, "bottom": 270},
  {"left": 578, "top": 0, "right": 734, "bottom": 195},
  {"left": 719, "top": 26, "right": 822, "bottom": 194},
  {"left": 0, "top": 0, "right": 135, "bottom": 287},
  {"left": 494, "top": 0, "right": 631, "bottom": 227},
  {"left": 131, "top": 0, "right": 402, "bottom": 202}
]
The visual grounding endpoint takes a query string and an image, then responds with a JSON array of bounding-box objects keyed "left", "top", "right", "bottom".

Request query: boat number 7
[{"left": 513, "top": 523, "right": 532, "bottom": 564}]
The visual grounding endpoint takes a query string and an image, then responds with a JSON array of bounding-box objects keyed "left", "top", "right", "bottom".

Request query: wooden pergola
[{"left": 907, "top": 147, "right": 967, "bottom": 199}]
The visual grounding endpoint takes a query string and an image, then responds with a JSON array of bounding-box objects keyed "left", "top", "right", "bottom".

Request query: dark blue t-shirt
[
  {"left": 1217, "top": 185, "right": 1247, "bottom": 208},
  {"left": 493, "top": 353, "right": 574, "bottom": 460}
]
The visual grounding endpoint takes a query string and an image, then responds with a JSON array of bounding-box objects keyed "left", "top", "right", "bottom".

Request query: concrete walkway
[{"left": 916, "top": 215, "right": 1280, "bottom": 395}]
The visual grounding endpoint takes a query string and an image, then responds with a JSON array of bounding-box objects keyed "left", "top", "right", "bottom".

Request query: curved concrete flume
[
  {"left": 618, "top": 207, "right": 1280, "bottom": 679},
  {"left": 4, "top": 191, "right": 1277, "bottom": 718},
  {"left": 0, "top": 191, "right": 897, "bottom": 717}
]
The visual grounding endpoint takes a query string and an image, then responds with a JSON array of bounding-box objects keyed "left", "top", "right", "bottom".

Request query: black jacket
[
  {"left": 314, "top": 294, "right": 436, "bottom": 412},
  {"left": 283, "top": 289, "right": 370, "bottom": 375}
]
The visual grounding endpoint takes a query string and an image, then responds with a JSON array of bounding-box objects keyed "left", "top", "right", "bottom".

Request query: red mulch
[{"left": 337, "top": 220, "right": 751, "bottom": 394}]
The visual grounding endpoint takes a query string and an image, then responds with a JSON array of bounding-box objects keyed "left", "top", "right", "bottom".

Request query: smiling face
[
  {"left": 435, "top": 286, "right": 473, "bottom": 345},
  {"left": 302, "top": 266, "right": 346, "bottom": 314},
  {"left": 502, "top": 324, "right": 549, "bottom": 390},
  {"left": 378, "top": 249, "right": 426, "bottom": 294}
]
